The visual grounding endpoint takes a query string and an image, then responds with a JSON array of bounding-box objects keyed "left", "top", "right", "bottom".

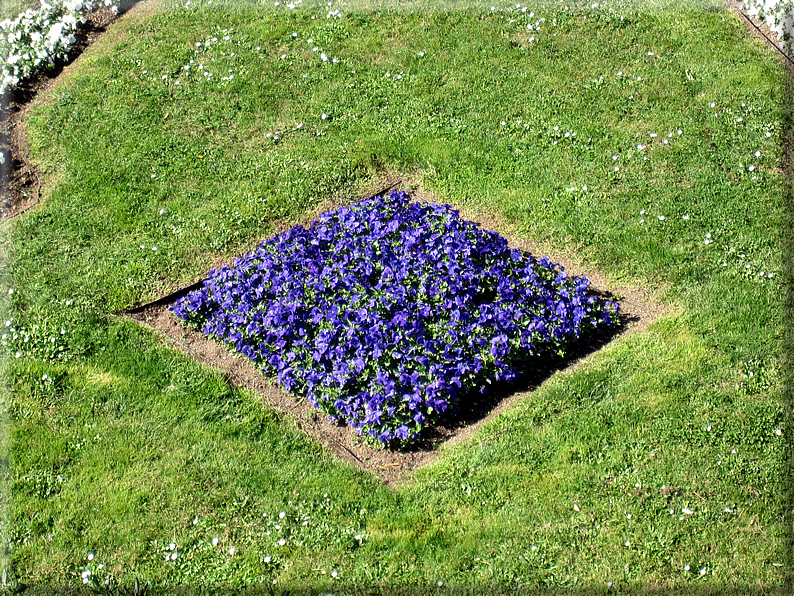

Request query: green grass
[
  {"left": 1, "top": 0, "right": 791, "bottom": 593},
  {"left": 0, "top": 0, "right": 40, "bottom": 21}
]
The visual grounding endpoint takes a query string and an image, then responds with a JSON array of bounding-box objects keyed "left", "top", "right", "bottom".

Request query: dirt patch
[
  {"left": 0, "top": 0, "right": 141, "bottom": 219},
  {"left": 125, "top": 180, "right": 672, "bottom": 487}
]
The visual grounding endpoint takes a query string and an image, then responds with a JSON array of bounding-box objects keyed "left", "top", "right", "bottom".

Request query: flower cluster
[
  {"left": 172, "top": 191, "right": 618, "bottom": 446},
  {"left": 0, "top": 0, "right": 119, "bottom": 94}
]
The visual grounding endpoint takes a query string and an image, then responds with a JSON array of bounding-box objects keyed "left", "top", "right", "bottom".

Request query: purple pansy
[{"left": 172, "top": 190, "right": 619, "bottom": 446}]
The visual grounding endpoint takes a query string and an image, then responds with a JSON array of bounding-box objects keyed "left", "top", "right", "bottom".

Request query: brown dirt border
[{"left": 120, "top": 178, "right": 672, "bottom": 487}]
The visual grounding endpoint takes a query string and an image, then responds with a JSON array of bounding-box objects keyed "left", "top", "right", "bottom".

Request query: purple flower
[{"left": 171, "top": 190, "right": 619, "bottom": 446}]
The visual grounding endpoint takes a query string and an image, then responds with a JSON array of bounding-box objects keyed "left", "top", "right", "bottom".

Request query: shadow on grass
[{"left": 402, "top": 288, "right": 637, "bottom": 454}]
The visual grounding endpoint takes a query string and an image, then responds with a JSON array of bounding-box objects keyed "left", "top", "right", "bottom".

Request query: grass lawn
[{"left": 1, "top": 0, "right": 791, "bottom": 593}]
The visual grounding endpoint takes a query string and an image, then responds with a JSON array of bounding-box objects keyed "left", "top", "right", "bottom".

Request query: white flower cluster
[
  {"left": 743, "top": 0, "right": 794, "bottom": 55},
  {"left": 0, "top": 0, "right": 119, "bottom": 94}
]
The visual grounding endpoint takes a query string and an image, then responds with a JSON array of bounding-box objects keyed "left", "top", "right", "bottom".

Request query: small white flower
[
  {"left": 755, "top": 151, "right": 761, "bottom": 157},
  {"left": 321, "top": 113, "right": 327, "bottom": 120},
  {"left": 151, "top": 173, "right": 156, "bottom": 178},
  {"left": 212, "top": 537, "right": 219, "bottom": 545},
  {"left": 614, "top": 166, "right": 619, "bottom": 172},
  {"left": 766, "top": 131, "right": 772, "bottom": 137},
  {"left": 279, "top": 511, "right": 286, "bottom": 519},
  {"left": 677, "top": 129, "right": 682, "bottom": 135},
  {"left": 171, "top": 552, "right": 178, "bottom": 560},
  {"left": 278, "top": 538, "right": 286, "bottom": 546},
  {"left": 682, "top": 214, "right": 689, "bottom": 220},
  {"left": 437, "top": 580, "right": 443, "bottom": 586},
  {"left": 775, "top": 429, "right": 783, "bottom": 435},
  {"left": 682, "top": 508, "right": 693, "bottom": 515},
  {"left": 684, "top": 564, "right": 690, "bottom": 571},
  {"left": 88, "top": 553, "right": 94, "bottom": 561},
  {"left": 573, "top": 504, "right": 580, "bottom": 511},
  {"left": 647, "top": 51, "right": 654, "bottom": 55},
  {"left": 501, "top": 121, "right": 506, "bottom": 126},
  {"left": 263, "top": 555, "right": 272, "bottom": 563},
  {"left": 331, "top": 571, "right": 338, "bottom": 578},
  {"left": 152, "top": 246, "right": 158, "bottom": 251},
  {"left": 7, "top": 289, "right": 13, "bottom": 295},
  {"left": 658, "top": 215, "right": 665, "bottom": 221},
  {"left": 650, "top": 132, "right": 657, "bottom": 137},
  {"left": 625, "top": 541, "right": 630, "bottom": 547},
  {"left": 159, "top": 208, "right": 165, "bottom": 215},
  {"left": 700, "top": 568, "right": 707, "bottom": 576},
  {"left": 169, "top": 543, "right": 176, "bottom": 550},
  {"left": 229, "top": 547, "right": 235, "bottom": 555},
  {"left": 617, "top": 71, "right": 623, "bottom": 76},
  {"left": 710, "top": 102, "right": 716, "bottom": 108},
  {"left": 724, "top": 507, "right": 734, "bottom": 513}
]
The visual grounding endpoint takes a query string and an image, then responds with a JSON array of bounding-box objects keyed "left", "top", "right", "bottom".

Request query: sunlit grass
[{"left": 1, "top": 0, "right": 790, "bottom": 592}]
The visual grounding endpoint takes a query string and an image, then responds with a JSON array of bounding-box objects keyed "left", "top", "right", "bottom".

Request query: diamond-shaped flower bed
[{"left": 171, "top": 190, "right": 619, "bottom": 447}]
